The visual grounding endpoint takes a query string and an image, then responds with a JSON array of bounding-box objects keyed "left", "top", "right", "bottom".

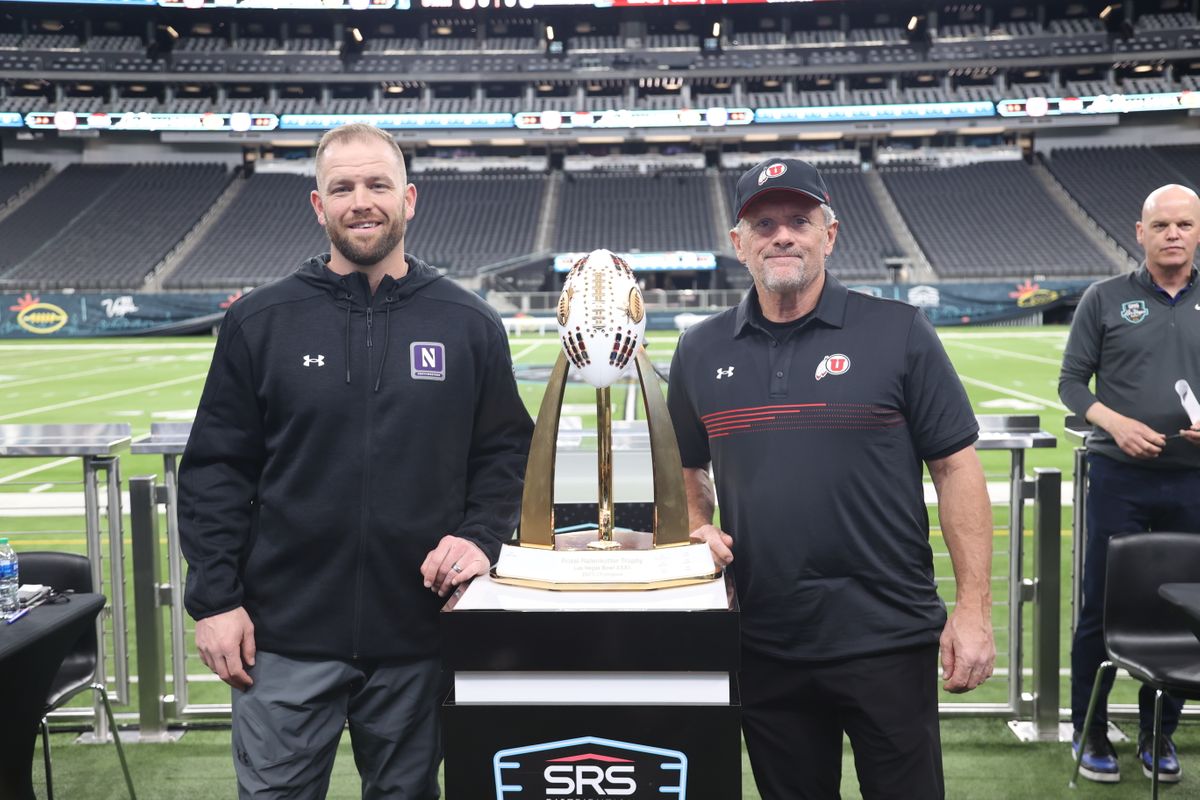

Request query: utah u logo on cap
[{"left": 758, "top": 162, "right": 788, "bottom": 186}]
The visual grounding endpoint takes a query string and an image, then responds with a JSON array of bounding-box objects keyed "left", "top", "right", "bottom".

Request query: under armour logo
[
  {"left": 716, "top": 366, "right": 735, "bottom": 380},
  {"left": 303, "top": 354, "right": 325, "bottom": 367}
]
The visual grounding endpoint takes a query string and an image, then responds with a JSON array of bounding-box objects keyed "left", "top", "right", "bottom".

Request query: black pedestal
[{"left": 441, "top": 573, "right": 741, "bottom": 800}]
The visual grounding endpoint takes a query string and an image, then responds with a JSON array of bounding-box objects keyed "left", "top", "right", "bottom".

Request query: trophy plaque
[{"left": 493, "top": 249, "right": 719, "bottom": 590}]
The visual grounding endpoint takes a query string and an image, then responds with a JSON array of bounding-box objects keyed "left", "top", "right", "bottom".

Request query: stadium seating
[
  {"left": 1153, "top": 145, "right": 1200, "bottom": 185},
  {"left": 553, "top": 170, "right": 718, "bottom": 254},
  {"left": 167, "top": 169, "right": 545, "bottom": 287},
  {"left": 167, "top": 173, "right": 328, "bottom": 289},
  {"left": 1043, "top": 146, "right": 1197, "bottom": 260},
  {"left": 0, "top": 163, "right": 49, "bottom": 208},
  {"left": 3, "top": 6, "right": 1195, "bottom": 82},
  {"left": 881, "top": 160, "right": 1114, "bottom": 278},
  {"left": 0, "top": 164, "right": 231, "bottom": 290},
  {"left": 404, "top": 171, "right": 546, "bottom": 274},
  {"left": 0, "top": 164, "right": 133, "bottom": 283}
]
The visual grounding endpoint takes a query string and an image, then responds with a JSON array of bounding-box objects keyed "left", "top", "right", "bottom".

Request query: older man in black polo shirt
[{"left": 667, "top": 158, "right": 995, "bottom": 800}]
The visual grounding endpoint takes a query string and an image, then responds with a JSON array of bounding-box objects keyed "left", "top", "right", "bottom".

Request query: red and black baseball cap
[{"left": 733, "top": 158, "right": 832, "bottom": 221}]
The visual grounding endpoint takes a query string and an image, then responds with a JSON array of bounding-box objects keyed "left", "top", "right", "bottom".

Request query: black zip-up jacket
[{"left": 180, "top": 254, "right": 533, "bottom": 661}]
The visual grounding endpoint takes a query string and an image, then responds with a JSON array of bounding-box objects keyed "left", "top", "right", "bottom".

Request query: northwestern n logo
[{"left": 411, "top": 341, "right": 446, "bottom": 381}]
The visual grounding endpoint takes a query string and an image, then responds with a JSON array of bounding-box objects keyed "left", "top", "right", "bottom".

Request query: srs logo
[
  {"left": 493, "top": 735, "right": 687, "bottom": 800},
  {"left": 544, "top": 761, "right": 636, "bottom": 796}
]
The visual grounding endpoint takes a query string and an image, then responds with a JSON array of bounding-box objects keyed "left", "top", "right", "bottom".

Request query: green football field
[
  {"left": 0, "top": 327, "right": 1180, "bottom": 799},
  {"left": 0, "top": 326, "right": 1076, "bottom": 486},
  {"left": 0, "top": 326, "right": 1086, "bottom": 706}
]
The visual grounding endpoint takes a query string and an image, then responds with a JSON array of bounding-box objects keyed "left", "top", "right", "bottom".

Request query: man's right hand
[
  {"left": 1106, "top": 414, "right": 1166, "bottom": 459},
  {"left": 690, "top": 524, "right": 734, "bottom": 569},
  {"left": 196, "top": 606, "right": 256, "bottom": 690}
]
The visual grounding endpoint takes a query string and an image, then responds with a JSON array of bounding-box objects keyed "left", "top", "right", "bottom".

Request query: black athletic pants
[{"left": 741, "top": 643, "right": 944, "bottom": 800}]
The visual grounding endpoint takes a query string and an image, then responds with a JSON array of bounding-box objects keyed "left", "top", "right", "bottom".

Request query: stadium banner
[
  {"left": 0, "top": 291, "right": 243, "bottom": 338},
  {"left": 842, "top": 278, "right": 1094, "bottom": 326}
]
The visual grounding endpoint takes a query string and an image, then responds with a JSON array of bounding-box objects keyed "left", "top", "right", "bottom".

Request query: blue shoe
[
  {"left": 1138, "top": 732, "right": 1182, "bottom": 783},
  {"left": 1074, "top": 728, "right": 1121, "bottom": 783}
]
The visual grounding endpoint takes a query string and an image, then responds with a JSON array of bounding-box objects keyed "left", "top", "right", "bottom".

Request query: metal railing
[
  {"left": 959, "top": 416, "right": 1061, "bottom": 743},
  {"left": 128, "top": 423, "right": 227, "bottom": 723}
]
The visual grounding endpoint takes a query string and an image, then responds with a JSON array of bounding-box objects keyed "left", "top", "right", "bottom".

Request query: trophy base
[{"left": 491, "top": 542, "right": 720, "bottom": 591}]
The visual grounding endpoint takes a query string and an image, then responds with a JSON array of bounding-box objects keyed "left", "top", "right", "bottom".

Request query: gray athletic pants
[{"left": 230, "top": 651, "right": 443, "bottom": 800}]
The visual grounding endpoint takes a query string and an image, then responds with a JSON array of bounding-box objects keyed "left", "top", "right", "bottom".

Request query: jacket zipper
[{"left": 352, "top": 304, "right": 375, "bottom": 659}]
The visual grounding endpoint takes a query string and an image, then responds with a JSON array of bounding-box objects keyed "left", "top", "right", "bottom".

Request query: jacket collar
[{"left": 1134, "top": 262, "right": 1198, "bottom": 302}]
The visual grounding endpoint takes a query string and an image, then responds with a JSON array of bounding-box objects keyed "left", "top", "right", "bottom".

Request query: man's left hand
[
  {"left": 1181, "top": 424, "right": 1200, "bottom": 447},
  {"left": 421, "top": 535, "right": 490, "bottom": 597},
  {"left": 939, "top": 606, "right": 995, "bottom": 694}
]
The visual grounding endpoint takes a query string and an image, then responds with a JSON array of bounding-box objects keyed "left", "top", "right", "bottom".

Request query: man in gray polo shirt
[
  {"left": 668, "top": 158, "right": 995, "bottom": 800},
  {"left": 1060, "top": 183, "right": 1200, "bottom": 785}
]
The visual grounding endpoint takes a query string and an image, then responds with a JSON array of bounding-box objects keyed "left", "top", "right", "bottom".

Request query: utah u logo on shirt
[{"left": 815, "top": 354, "right": 851, "bottom": 381}]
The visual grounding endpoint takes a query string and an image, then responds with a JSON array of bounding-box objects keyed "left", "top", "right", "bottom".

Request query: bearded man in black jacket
[{"left": 179, "top": 123, "right": 533, "bottom": 799}]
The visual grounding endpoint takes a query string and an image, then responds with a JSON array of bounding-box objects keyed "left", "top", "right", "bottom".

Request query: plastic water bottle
[{"left": 0, "top": 538, "right": 19, "bottom": 618}]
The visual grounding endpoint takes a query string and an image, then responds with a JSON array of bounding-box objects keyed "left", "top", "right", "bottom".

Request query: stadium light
[
  {"left": 905, "top": 15, "right": 928, "bottom": 44},
  {"left": 150, "top": 24, "right": 178, "bottom": 58},
  {"left": 342, "top": 26, "right": 365, "bottom": 62}
]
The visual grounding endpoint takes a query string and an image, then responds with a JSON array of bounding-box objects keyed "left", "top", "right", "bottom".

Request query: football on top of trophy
[{"left": 556, "top": 248, "right": 647, "bottom": 390}]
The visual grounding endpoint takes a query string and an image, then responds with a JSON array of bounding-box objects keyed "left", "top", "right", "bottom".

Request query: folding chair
[
  {"left": 1070, "top": 531, "right": 1200, "bottom": 799},
  {"left": 20, "top": 551, "right": 136, "bottom": 800}
]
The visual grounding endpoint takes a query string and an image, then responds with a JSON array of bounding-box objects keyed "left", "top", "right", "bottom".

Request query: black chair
[
  {"left": 19, "top": 551, "right": 136, "bottom": 800},
  {"left": 1069, "top": 532, "right": 1200, "bottom": 798}
]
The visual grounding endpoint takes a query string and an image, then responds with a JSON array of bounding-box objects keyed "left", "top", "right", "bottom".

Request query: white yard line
[
  {"left": 0, "top": 343, "right": 214, "bottom": 351},
  {"left": 0, "top": 347, "right": 146, "bottom": 370},
  {"left": 1, "top": 364, "right": 149, "bottom": 390},
  {"left": 0, "top": 373, "right": 208, "bottom": 422},
  {"left": 958, "top": 375, "right": 1068, "bottom": 411},
  {"left": 945, "top": 339, "right": 1063, "bottom": 367},
  {"left": 0, "top": 457, "right": 77, "bottom": 485},
  {"left": 509, "top": 343, "right": 544, "bottom": 363},
  {"left": 938, "top": 330, "right": 1068, "bottom": 340}
]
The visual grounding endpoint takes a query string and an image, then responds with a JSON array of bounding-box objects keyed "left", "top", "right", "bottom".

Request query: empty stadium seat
[
  {"left": 1044, "top": 146, "right": 1198, "bottom": 260},
  {"left": 554, "top": 170, "right": 718, "bottom": 255},
  {"left": 0, "top": 164, "right": 231, "bottom": 290},
  {"left": 881, "top": 160, "right": 1115, "bottom": 278}
]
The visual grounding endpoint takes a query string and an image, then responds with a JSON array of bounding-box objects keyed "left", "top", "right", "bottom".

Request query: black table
[
  {"left": 0, "top": 593, "right": 106, "bottom": 800},
  {"left": 1159, "top": 583, "right": 1200, "bottom": 642}
]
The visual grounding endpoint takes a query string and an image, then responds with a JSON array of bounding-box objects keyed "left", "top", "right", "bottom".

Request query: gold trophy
[{"left": 492, "top": 250, "right": 720, "bottom": 590}]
